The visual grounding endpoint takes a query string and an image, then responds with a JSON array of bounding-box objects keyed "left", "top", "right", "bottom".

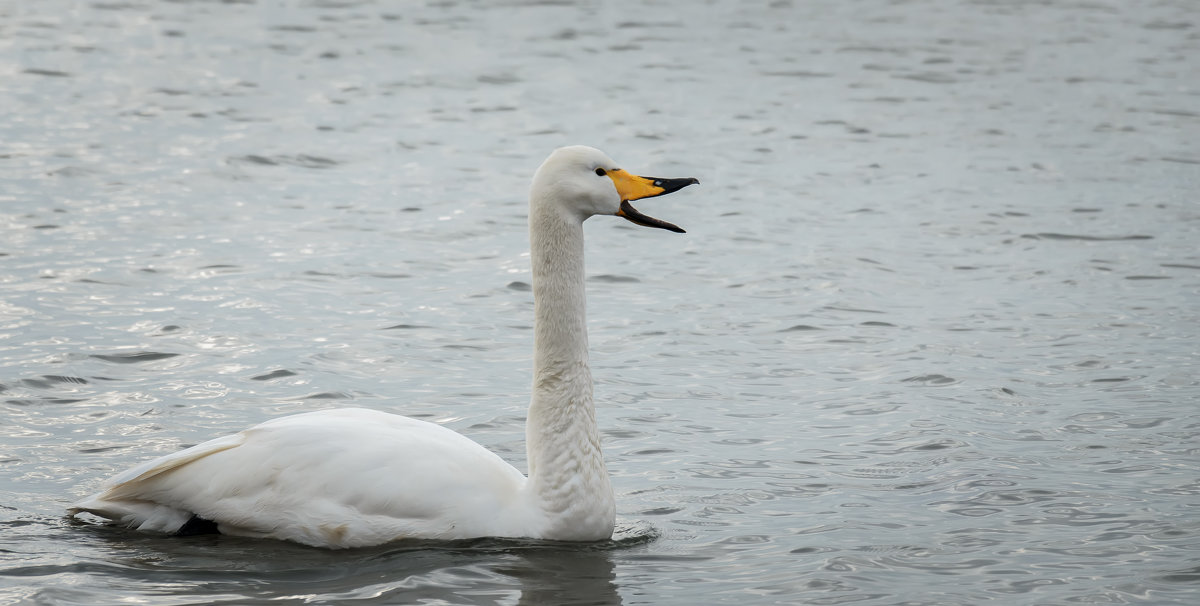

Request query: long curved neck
[
  {"left": 530, "top": 208, "right": 589, "bottom": 379},
  {"left": 523, "top": 200, "right": 614, "bottom": 539}
]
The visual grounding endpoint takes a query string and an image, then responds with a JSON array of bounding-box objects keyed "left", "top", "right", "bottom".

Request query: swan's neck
[{"left": 523, "top": 203, "right": 615, "bottom": 540}]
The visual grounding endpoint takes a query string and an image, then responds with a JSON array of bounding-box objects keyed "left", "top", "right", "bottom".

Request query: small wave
[
  {"left": 823, "top": 305, "right": 886, "bottom": 314},
  {"left": 1022, "top": 233, "right": 1153, "bottom": 241},
  {"left": 250, "top": 369, "right": 298, "bottom": 381},
  {"left": 24, "top": 375, "right": 89, "bottom": 387},
  {"left": 23, "top": 68, "right": 71, "bottom": 78},
  {"left": 228, "top": 154, "right": 339, "bottom": 169},
  {"left": 89, "top": 352, "right": 180, "bottom": 364},
  {"left": 902, "top": 374, "right": 959, "bottom": 385},
  {"left": 7, "top": 397, "right": 88, "bottom": 406},
  {"left": 780, "top": 324, "right": 821, "bottom": 332},
  {"left": 589, "top": 274, "right": 640, "bottom": 283},
  {"left": 294, "top": 392, "right": 351, "bottom": 400}
]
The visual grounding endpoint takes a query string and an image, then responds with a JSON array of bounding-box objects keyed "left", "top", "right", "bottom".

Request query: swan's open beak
[{"left": 608, "top": 170, "right": 699, "bottom": 234}]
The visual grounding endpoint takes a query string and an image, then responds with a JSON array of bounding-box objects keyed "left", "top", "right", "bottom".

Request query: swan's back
[{"left": 72, "top": 408, "right": 531, "bottom": 547}]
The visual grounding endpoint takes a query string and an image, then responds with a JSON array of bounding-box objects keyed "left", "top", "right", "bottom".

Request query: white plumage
[{"left": 69, "top": 146, "right": 698, "bottom": 548}]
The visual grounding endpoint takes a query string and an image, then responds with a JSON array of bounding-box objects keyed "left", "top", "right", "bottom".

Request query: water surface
[{"left": 2, "top": 0, "right": 1198, "bottom": 604}]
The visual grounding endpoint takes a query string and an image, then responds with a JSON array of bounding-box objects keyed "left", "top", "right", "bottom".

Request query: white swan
[{"left": 69, "top": 146, "right": 699, "bottom": 548}]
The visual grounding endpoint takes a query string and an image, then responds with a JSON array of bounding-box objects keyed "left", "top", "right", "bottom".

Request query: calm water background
[{"left": 2, "top": 0, "right": 1198, "bottom": 604}]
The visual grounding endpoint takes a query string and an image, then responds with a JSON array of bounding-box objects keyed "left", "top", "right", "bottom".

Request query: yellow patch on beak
[{"left": 606, "top": 169, "right": 672, "bottom": 202}]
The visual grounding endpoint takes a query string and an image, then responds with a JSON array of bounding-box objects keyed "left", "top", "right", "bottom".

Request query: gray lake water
[{"left": 2, "top": 0, "right": 1198, "bottom": 604}]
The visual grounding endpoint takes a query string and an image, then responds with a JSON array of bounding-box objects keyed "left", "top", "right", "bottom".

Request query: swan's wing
[
  {"left": 70, "top": 408, "right": 530, "bottom": 547},
  {"left": 69, "top": 432, "right": 245, "bottom": 532}
]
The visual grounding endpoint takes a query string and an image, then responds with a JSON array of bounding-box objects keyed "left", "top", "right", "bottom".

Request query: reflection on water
[
  {"left": 3, "top": 0, "right": 1199, "bottom": 604},
  {"left": 1, "top": 519, "right": 634, "bottom": 605},
  {"left": 60, "top": 522, "right": 627, "bottom": 605}
]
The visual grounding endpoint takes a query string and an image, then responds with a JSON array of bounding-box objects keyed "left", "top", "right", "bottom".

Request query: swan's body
[{"left": 69, "top": 146, "right": 698, "bottom": 548}]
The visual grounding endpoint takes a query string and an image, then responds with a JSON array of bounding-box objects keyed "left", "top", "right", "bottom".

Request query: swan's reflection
[
  {"left": 510, "top": 547, "right": 621, "bottom": 606},
  {"left": 74, "top": 524, "right": 625, "bottom": 605}
]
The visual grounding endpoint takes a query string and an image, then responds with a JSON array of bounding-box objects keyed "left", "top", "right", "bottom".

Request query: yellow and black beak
[{"left": 607, "top": 169, "right": 699, "bottom": 234}]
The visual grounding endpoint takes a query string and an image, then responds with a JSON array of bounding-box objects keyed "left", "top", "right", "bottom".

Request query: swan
[{"left": 69, "top": 145, "right": 699, "bottom": 548}]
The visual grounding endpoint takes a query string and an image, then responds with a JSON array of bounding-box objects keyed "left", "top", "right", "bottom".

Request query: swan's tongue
[{"left": 608, "top": 172, "right": 699, "bottom": 233}]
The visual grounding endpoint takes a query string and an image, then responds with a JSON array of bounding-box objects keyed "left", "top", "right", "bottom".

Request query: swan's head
[{"left": 531, "top": 145, "right": 699, "bottom": 233}]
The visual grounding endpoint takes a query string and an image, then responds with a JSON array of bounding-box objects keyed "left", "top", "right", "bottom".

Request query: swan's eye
[{"left": 594, "top": 168, "right": 607, "bottom": 177}]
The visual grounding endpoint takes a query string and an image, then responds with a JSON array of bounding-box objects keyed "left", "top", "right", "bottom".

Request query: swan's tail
[{"left": 69, "top": 495, "right": 194, "bottom": 533}]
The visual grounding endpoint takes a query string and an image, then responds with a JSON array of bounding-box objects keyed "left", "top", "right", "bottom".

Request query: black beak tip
[{"left": 650, "top": 176, "right": 700, "bottom": 195}]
